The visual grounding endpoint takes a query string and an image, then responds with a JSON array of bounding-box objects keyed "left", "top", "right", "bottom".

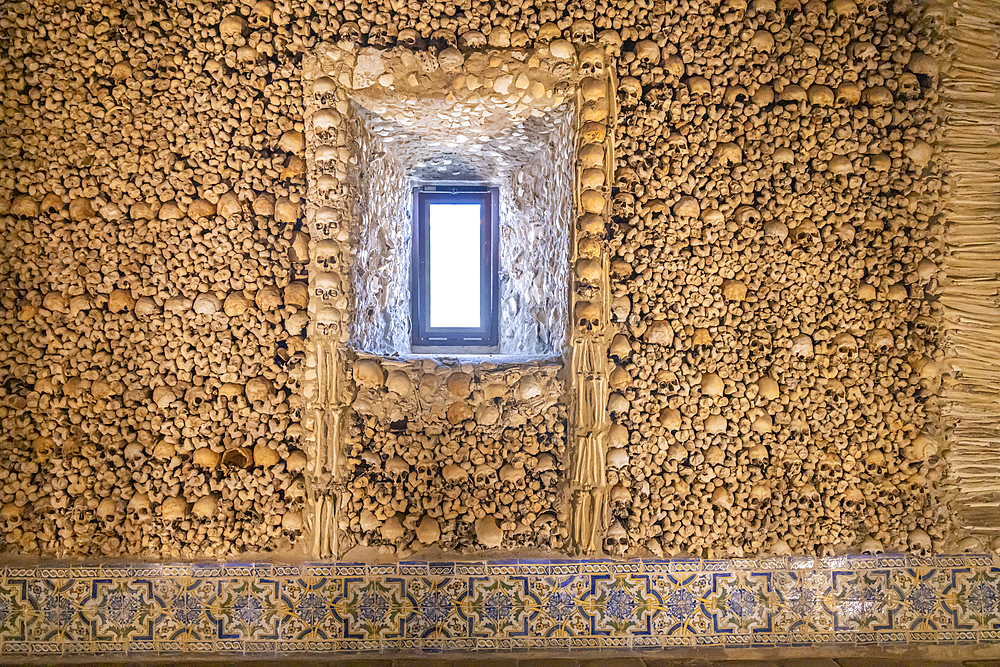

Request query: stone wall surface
[
  {"left": 349, "top": 108, "right": 411, "bottom": 356},
  {"left": 498, "top": 108, "right": 574, "bottom": 357},
  {"left": 0, "top": 0, "right": 990, "bottom": 563}
]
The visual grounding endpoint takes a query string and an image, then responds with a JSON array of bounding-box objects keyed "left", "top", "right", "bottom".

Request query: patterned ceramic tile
[{"left": 1, "top": 555, "right": 999, "bottom": 655}]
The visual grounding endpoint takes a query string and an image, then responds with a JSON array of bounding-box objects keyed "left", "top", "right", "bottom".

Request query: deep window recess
[{"left": 411, "top": 185, "right": 500, "bottom": 350}]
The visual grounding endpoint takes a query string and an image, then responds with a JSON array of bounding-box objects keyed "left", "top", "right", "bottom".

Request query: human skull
[
  {"left": 249, "top": 0, "right": 274, "bottom": 28},
  {"left": 748, "top": 484, "right": 771, "bottom": 507},
  {"left": 314, "top": 238, "right": 342, "bottom": 273},
  {"left": 606, "top": 447, "right": 629, "bottom": 470},
  {"left": 797, "top": 483, "right": 820, "bottom": 510},
  {"left": 474, "top": 464, "right": 498, "bottom": 486},
  {"left": 570, "top": 19, "right": 595, "bottom": 43},
  {"left": 908, "top": 528, "right": 932, "bottom": 556},
  {"left": 575, "top": 300, "right": 600, "bottom": 331},
  {"left": 430, "top": 28, "right": 457, "bottom": 49},
  {"left": 864, "top": 449, "right": 886, "bottom": 476},
  {"left": 833, "top": 332, "right": 858, "bottom": 357},
  {"left": 869, "top": 327, "right": 894, "bottom": 353},
  {"left": 313, "top": 145, "right": 340, "bottom": 173},
  {"left": 536, "top": 23, "right": 562, "bottom": 43},
  {"left": 415, "top": 459, "right": 438, "bottom": 480},
  {"left": 859, "top": 535, "right": 883, "bottom": 554},
  {"left": 663, "top": 132, "right": 689, "bottom": 158},
  {"left": 607, "top": 392, "right": 629, "bottom": 420},
  {"left": 499, "top": 464, "right": 527, "bottom": 488},
  {"left": 459, "top": 30, "right": 486, "bottom": 49},
  {"left": 367, "top": 24, "right": 394, "bottom": 49},
  {"left": 533, "top": 511, "right": 558, "bottom": 538},
  {"left": 339, "top": 21, "right": 362, "bottom": 47},
  {"left": 610, "top": 484, "right": 632, "bottom": 508},
  {"left": 830, "top": 0, "right": 858, "bottom": 15},
  {"left": 313, "top": 76, "right": 337, "bottom": 106},
  {"left": 313, "top": 206, "right": 346, "bottom": 241},
  {"left": 487, "top": 25, "right": 511, "bottom": 47},
  {"left": 790, "top": 220, "right": 820, "bottom": 244},
  {"left": 219, "top": 14, "right": 248, "bottom": 44},
  {"left": 578, "top": 45, "right": 604, "bottom": 76},
  {"left": 863, "top": 86, "right": 893, "bottom": 106},
  {"left": 763, "top": 220, "right": 788, "bottom": 242},
  {"left": 313, "top": 271, "right": 344, "bottom": 305},
  {"left": 836, "top": 487, "right": 862, "bottom": 515},
  {"left": 836, "top": 82, "right": 862, "bottom": 105},
  {"left": 749, "top": 329, "right": 772, "bottom": 356},
  {"left": 618, "top": 77, "right": 642, "bottom": 107},
  {"left": 128, "top": 493, "right": 152, "bottom": 522},
  {"left": 597, "top": 30, "right": 622, "bottom": 57},
  {"left": 124, "top": 442, "right": 146, "bottom": 468},
  {"left": 192, "top": 495, "right": 220, "bottom": 519},
  {"left": 724, "top": 81, "right": 750, "bottom": 104},
  {"left": 634, "top": 39, "right": 660, "bottom": 65},
  {"left": 604, "top": 520, "right": 628, "bottom": 556},
  {"left": 808, "top": 84, "right": 834, "bottom": 106},
  {"left": 385, "top": 455, "right": 409, "bottom": 479},
  {"left": 397, "top": 28, "right": 423, "bottom": 49},
  {"left": 751, "top": 30, "right": 775, "bottom": 52},
  {"left": 1, "top": 502, "right": 22, "bottom": 530}
]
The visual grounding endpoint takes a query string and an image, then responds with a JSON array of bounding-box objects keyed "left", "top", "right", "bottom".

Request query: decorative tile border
[{"left": 1, "top": 555, "right": 999, "bottom": 656}]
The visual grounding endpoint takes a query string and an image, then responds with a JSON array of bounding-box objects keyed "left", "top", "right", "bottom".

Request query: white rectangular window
[
  {"left": 411, "top": 186, "right": 499, "bottom": 349},
  {"left": 428, "top": 203, "right": 482, "bottom": 328}
]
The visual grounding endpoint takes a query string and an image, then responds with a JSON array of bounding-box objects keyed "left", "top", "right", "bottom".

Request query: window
[{"left": 411, "top": 185, "right": 500, "bottom": 350}]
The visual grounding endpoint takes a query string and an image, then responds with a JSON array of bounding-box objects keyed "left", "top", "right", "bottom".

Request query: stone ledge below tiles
[{"left": 1, "top": 656, "right": 997, "bottom": 666}]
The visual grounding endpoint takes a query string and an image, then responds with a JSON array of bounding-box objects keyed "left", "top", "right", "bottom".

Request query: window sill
[{"left": 397, "top": 349, "right": 564, "bottom": 365}]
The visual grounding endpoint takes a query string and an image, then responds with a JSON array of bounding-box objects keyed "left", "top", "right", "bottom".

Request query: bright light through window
[{"left": 429, "top": 203, "right": 481, "bottom": 328}]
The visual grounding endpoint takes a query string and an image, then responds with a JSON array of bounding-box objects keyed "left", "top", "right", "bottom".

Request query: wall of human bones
[{"left": 0, "top": 0, "right": 953, "bottom": 559}]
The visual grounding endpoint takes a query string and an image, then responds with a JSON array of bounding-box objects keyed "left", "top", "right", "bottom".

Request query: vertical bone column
[
  {"left": 568, "top": 51, "right": 616, "bottom": 554},
  {"left": 940, "top": 0, "right": 1000, "bottom": 536},
  {"left": 303, "top": 55, "right": 355, "bottom": 558}
]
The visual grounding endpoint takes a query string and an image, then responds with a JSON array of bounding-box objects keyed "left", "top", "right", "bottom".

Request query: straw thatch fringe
[{"left": 940, "top": 0, "right": 1000, "bottom": 534}]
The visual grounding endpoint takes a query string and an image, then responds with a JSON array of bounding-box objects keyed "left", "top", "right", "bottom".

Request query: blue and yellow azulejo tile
[{"left": 0, "top": 555, "right": 999, "bottom": 655}]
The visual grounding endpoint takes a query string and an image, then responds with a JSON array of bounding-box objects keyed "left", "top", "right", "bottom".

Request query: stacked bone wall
[
  {"left": 344, "top": 357, "right": 567, "bottom": 553},
  {"left": 607, "top": 0, "right": 947, "bottom": 557},
  {"left": 0, "top": 0, "right": 311, "bottom": 557},
  {"left": 0, "top": 0, "right": 953, "bottom": 558}
]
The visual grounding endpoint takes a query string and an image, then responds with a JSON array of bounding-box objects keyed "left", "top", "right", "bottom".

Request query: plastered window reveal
[
  {"left": 316, "top": 55, "right": 578, "bottom": 358},
  {"left": 301, "top": 40, "right": 617, "bottom": 557}
]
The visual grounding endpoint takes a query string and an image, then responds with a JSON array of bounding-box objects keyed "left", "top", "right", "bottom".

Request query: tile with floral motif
[
  {"left": 704, "top": 572, "right": 773, "bottom": 636},
  {"left": 827, "top": 569, "right": 893, "bottom": 632},
  {"left": 279, "top": 576, "right": 348, "bottom": 640},
  {"left": 402, "top": 576, "right": 467, "bottom": 639},
  {"left": 888, "top": 567, "right": 955, "bottom": 631},
  {"left": 151, "top": 574, "right": 219, "bottom": 642},
  {"left": 340, "top": 576, "right": 407, "bottom": 639},
  {"left": 211, "top": 577, "right": 283, "bottom": 641},
  {"left": 579, "top": 573, "right": 657, "bottom": 636},
  {"left": 943, "top": 567, "right": 1000, "bottom": 630}
]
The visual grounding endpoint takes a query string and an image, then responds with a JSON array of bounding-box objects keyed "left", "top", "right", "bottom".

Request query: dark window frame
[{"left": 411, "top": 185, "right": 500, "bottom": 350}]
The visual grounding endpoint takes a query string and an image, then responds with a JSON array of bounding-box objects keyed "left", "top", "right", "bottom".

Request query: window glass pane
[{"left": 428, "top": 203, "right": 481, "bottom": 328}]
